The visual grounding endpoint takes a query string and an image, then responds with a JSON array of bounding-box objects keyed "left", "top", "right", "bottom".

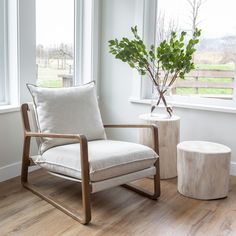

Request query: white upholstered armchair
[{"left": 21, "top": 82, "right": 160, "bottom": 224}]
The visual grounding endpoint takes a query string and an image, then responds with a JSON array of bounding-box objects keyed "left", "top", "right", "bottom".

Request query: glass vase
[{"left": 151, "top": 86, "right": 173, "bottom": 119}]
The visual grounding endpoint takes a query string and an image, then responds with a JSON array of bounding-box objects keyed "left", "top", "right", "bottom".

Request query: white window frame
[
  {"left": 74, "top": 0, "right": 100, "bottom": 92},
  {"left": 0, "top": 0, "right": 8, "bottom": 105},
  {"left": 0, "top": 0, "right": 20, "bottom": 110},
  {"left": 0, "top": 0, "right": 18, "bottom": 108},
  {"left": 130, "top": 0, "right": 236, "bottom": 113}
]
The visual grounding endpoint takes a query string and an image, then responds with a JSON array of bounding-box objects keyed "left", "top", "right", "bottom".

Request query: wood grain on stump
[{"left": 177, "top": 141, "right": 231, "bottom": 200}]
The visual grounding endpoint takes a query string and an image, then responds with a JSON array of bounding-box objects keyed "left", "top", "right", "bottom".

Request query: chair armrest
[
  {"left": 25, "top": 131, "right": 85, "bottom": 141},
  {"left": 104, "top": 124, "right": 156, "bottom": 129},
  {"left": 104, "top": 124, "right": 159, "bottom": 155},
  {"left": 23, "top": 132, "right": 89, "bottom": 180},
  {"left": 24, "top": 131, "right": 88, "bottom": 158}
]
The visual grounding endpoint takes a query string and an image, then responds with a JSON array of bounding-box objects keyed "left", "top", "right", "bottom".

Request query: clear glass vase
[{"left": 151, "top": 86, "right": 173, "bottom": 119}]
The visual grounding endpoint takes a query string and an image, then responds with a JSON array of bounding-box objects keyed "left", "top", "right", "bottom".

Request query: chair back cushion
[{"left": 27, "top": 82, "right": 106, "bottom": 153}]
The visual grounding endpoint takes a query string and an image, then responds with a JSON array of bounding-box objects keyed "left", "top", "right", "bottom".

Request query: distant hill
[{"left": 197, "top": 36, "right": 236, "bottom": 52}]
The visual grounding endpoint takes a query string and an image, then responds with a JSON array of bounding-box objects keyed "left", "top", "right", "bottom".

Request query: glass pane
[
  {"left": 157, "top": 0, "right": 235, "bottom": 100},
  {"left": 36, "top": 0, "right": 74, "bottom": 88}
]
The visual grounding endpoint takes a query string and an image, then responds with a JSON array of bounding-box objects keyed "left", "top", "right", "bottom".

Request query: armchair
[{"left": 21, "top": 82, "right": 160, "bottom": 224}]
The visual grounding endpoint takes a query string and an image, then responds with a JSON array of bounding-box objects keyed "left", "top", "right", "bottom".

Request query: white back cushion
[{"left": 27, "top": 82, "right": 106, "bottom": 153}]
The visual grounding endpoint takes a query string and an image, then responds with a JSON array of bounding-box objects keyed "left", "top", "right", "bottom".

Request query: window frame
[
  {"left": 0, "top": 0, "right": 19, "bottom": 108},
  {"left": 2, "top": 0, "right": 98, "bottom": 110},
  {"left": 75, "top": 0, "right": 99, "bottom": 85},
  {"left": 130, "top": 0, "right": 236, "bottom": 111},
  {"left": 0, "top": 0, "right": 8, "bottom": 105}
]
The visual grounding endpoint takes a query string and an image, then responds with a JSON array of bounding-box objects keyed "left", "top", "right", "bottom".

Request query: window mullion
[{"left": 0, "top": 0, "right": 6, "bottom": 104}]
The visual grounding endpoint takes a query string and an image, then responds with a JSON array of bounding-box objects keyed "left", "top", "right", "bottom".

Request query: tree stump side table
[
  {"left": 177, "top": 141, "right": 231, "bottom": 200},
  {"left": 139, "top": 114, "right": 180, "bottom": 179}
]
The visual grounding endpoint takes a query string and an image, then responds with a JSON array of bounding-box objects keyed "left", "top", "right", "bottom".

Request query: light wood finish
[
  {"left": 187, "top": 69, "right": 234, "bottom": 78},
  {"left": 1, "top": 171, "right": 236, "bottom": 235},
  {"left": 21, "top": 104, "right": 91, "bottom": 224},
  {"left": 139, "top": 114, "right": 180, "bottom": 179},
  {"left": 177, "top": 141, "right": 231, "bottom": 200},
  {"left": 20, "top": 104, "right": 160, "bottom": 225},
  {"left": 104, "top": 124, "right": 160, "bottom": 199}
]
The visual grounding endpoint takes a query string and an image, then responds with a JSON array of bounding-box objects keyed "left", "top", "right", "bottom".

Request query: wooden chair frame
[{"left": 21, "top": 103, "right": 160, "bottom": 224}]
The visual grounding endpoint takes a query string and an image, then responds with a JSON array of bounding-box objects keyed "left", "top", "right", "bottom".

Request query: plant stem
[{"left": 152, "top": 85, "right": 173, "bottom": 117}]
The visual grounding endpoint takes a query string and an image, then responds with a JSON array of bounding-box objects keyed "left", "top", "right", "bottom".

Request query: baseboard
[
  {"left": 1, "top": 161, "right": 236, "bottom": 183},
  {"left": 0, "top": 161, "right": 39, "bottom": 183},
  {"left": 230, "top": 162, "right": 236, "bottom": 176}
]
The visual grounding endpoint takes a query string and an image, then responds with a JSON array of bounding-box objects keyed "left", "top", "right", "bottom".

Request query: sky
[
  {"left": 158, "top": 0, "right": 236, "bottom": 39},
  {"left": 36, "top": 0, "right": 236, "bottom": 46},
  {"left": 36, "top": 0, "right": 74, "bottom": 46}
]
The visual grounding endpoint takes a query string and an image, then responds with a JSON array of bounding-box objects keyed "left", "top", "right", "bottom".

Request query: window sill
[
  {"left": 0, "top": 105, "right": 20, "bottom": 114},
  {"left": 129, "top": 98, "right": 236, "bottom": 114}
]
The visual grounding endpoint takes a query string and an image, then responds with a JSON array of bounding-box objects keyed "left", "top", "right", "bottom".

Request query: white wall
[
  {"left": 0, "top": 111, "right": 23, "bottom": 181},
  {"left": 0, "top": 0, "right": 36, "bottom": 181},
  {"left": 99, "top": 0, "right": 236, "bottom": 174}
]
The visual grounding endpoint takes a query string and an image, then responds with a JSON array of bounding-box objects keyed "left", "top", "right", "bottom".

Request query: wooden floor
[{"left": 1, "top": 170, "right": 236, "bottom": 236}]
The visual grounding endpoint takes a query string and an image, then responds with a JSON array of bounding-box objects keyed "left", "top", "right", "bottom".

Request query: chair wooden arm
[
  {"left": 22, "top": 131, "right": 89, "bottom": 178},
  {"left": 23, "top": 131, "right": 88, "bottom": 169},
  {"left": 24, "top": 131, "right": 85, "bottom": 141},
  {"left": 104, "top": 124, "right": 159, "bottom": 155},
  {"left": 104, "top": 124, "right": 156, "bottom": 129}
]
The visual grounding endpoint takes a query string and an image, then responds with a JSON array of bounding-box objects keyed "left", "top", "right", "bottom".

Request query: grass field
[
  {"left": 37, "top": 62, "right": 72, "bottom": 88},
  {"left": 176, "top": 88, "right": 232, "bottom": 95},
  {"left": 196, "top": 63, "right": 234, "bottom": 71}
]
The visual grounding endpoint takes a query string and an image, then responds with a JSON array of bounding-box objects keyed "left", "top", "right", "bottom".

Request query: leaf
[{"left": 108, "top": 25, "right": 201, "bottom": 84}]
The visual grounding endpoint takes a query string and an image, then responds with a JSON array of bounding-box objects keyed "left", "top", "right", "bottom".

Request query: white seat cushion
[
  {"left": 27, "top": 82, "right": 106, "bottom": 153},
  {"left": 33, "top": 140, "right": 158, "bottom": 182}
]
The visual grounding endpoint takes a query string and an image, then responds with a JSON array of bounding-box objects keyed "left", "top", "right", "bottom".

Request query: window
[
  {"left": 36, "top": 0, "right": 75, "bottom": 88},
  {"left": 156, "top": 0, "right": 236, "bottom": 101},
  {"left": 1, "top": 0, "right": 96, "bottom": 108},
  {"left": 0, "top": 0, "right": 7, "bottom": 104},
  {"left": 36, "top": 0, "right": 97, "bottom": 88},
  {"left": 134, "top": 0, "right": 236, "bottom": 109}
]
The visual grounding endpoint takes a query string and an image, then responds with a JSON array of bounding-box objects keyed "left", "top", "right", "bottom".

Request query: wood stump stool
[
  {"left": 139, "top": 114, "right": 180, "bottom": 179},
  {"left": 177, "top": 141, "right": 231, "bottom": 200}
]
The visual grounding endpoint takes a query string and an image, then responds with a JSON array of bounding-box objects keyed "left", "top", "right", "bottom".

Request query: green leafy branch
[{"left": 108, "top": 26, "right": 201, "bottom": 117}]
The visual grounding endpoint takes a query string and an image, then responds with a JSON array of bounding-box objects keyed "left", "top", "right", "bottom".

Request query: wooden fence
[
  {"left": 58, "top": 74, "right": 73, "bottom": 87},
  {"left": 172, "top": 69, "right": 234, "bottom": 98},
  {"left": 58, "top": 69, "right": 234, "bottom": 99}
]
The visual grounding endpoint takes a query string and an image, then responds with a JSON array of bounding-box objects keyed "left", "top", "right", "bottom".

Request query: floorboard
[{"left": 0, "top": 169, "right": 236, "bottom": 236}]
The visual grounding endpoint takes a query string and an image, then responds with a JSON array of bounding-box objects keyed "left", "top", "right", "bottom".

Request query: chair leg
[
  {"left": 122, "top": 159, "right": 160, "bottom": 200},
  {"left": 153, "top": 158, "right": 161, "bottom": 198},
  {"left": 21, "top": 136, "right": 31, "bottom": 183},
  {"left": 22, "top": 181, "right": 91, "bottom": 224}
]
